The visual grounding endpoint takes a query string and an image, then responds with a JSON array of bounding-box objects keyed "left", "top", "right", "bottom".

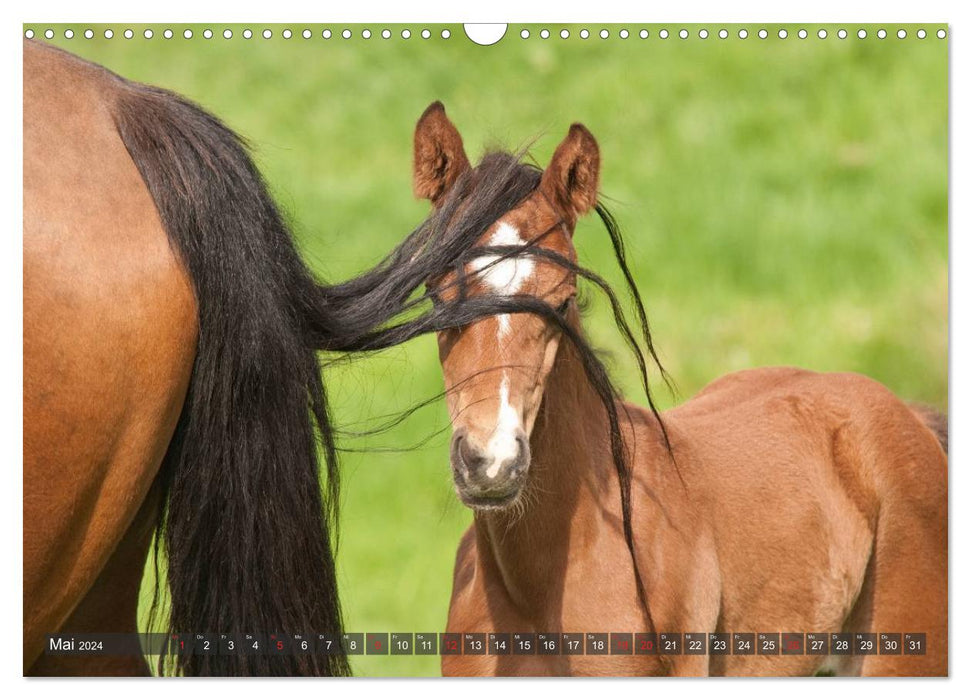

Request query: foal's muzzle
[{"left": 449, "top": 427, "right": 530, "bottom": 509}]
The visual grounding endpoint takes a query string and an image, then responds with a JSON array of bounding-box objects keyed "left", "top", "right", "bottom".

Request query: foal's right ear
[
  {"left": 413, "top": 101, "right": 470, "bottom": 206},
  {"left": 541, "top": 123, "right": 600, "bottom": 224}
]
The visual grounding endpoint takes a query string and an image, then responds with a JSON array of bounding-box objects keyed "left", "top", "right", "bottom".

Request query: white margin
[{"left": 3, "top": 2, "right": 966, "bottom": 699}]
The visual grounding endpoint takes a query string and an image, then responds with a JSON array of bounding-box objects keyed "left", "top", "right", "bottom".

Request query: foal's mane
[{"left": 328, "top": 151, "right": 677, "bottom": 632}]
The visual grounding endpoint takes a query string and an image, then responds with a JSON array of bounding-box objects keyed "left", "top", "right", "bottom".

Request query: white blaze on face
[
  {"left": 470, "top": 221, "right": 535, "bottom": 337},
  {"left": 469, "top": 220, "right": 534, "bottom": 478},
  {"left": 484, "top": 377, "right": 524, "bottom": 478}
]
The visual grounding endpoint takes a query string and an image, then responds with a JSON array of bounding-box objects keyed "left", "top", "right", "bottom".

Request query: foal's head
[{"left": 413, "top": 103, "right": 600, "bottom": 510}]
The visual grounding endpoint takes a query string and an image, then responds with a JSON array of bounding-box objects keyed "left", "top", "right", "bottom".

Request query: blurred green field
[{"left": 37, "top": 23, "right": 947, "bottom": 677}]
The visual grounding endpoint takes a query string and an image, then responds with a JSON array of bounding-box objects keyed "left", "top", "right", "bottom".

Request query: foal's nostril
[
  {"left": 458, "top": 434, "right": 489, "bottom": 473},
  {"left": 450, "top": 430, "right": 489, "bottom": 477},
  {"left": 515, "top": 431, "right": 530, "bottom": 473}
]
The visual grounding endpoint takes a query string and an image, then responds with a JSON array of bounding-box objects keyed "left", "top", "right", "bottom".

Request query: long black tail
[{"left": 112, "top": 80, "right": 348, "bottom": 676}]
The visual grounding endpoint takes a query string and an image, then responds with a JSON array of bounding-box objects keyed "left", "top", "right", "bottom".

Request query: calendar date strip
[{"left": 45, "top": 631, "right": 927, "bottom": 657}]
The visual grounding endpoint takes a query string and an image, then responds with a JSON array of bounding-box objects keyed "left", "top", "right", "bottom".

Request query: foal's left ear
[
  {"left": 541, "top": 124, "right": 601, "bottom": 224},
  {"left": 413, "top": 101, "right": 471, "bottom": 206}
]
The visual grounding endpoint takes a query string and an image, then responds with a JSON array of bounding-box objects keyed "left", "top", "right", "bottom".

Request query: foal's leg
[{"left": 27, "top": 485, "right": 161, "bottom": 676}]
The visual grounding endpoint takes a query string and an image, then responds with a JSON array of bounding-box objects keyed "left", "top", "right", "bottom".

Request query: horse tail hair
[
  {"left": 909, "top": 402, "right": 948, "bottom": 455},
  {"left": 111, "top": 79, "right": 348, "bottom": 676}
]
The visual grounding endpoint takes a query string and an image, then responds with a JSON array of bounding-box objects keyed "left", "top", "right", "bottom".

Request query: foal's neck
[{"left": 475, "top": 314, "right": 623, "bottom": 619}]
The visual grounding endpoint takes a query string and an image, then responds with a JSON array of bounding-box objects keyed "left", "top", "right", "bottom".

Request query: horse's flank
[{"left": 24, "top": 40, "right": 197, "bottom": 674}]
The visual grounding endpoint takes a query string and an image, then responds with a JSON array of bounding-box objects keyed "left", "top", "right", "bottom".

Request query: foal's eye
[{"left": 556, "top": 298, "right": 573, "bottom": 316}]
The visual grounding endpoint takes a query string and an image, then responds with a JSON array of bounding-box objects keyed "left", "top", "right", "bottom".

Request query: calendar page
[{"left": 22, "top": 21, "right": 948, "bottom": 679}]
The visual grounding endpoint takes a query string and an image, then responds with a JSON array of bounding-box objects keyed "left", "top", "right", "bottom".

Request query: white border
[{"left": 3, "top": 2, "right": 966, "bottom": 699}]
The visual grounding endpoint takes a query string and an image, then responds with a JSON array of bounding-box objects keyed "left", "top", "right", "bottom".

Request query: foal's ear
[
  {"left": 541, "top": 124, "right": 601, "bottom": 223},
  {"left": 413, "top": 101, "right": 471, "bottom": 206}
]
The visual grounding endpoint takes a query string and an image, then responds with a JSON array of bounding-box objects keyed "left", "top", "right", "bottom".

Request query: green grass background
[{"left": 35, "top": 23, "right": 948, "bottom": 676}]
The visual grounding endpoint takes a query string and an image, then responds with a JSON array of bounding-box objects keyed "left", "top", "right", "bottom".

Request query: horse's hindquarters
[{"left": 23, "top": 40, "right": 198, "bottom": 670}]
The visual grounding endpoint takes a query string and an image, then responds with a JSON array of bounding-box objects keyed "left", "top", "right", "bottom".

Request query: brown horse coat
[{"left": 24, "top": 40, "right": 196, "bottom": 674}]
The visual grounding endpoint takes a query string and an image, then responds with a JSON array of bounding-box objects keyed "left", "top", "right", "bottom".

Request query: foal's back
[{"left": 655, "top": 366, "right": 946, "bottom": 675}]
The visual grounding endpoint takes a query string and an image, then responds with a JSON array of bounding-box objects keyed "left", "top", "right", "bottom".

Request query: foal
[{"left": 412, "top": 104, "right": 947, "bottom": 676}]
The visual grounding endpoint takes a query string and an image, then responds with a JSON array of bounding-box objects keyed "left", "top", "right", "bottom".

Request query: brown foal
[{"left": 412, "top": 104, "right": 947, "bottom": 677}]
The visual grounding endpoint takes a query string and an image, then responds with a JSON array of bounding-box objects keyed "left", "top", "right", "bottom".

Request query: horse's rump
[
  {"left": 908, "top": 403, "right": 948, "bottom": 455},
  {"left": 23, "top": 40, "right": 199, "bottom": 674}
]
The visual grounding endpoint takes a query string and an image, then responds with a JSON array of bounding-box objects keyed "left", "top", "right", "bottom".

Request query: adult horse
[
  {"left": 24, "top": 42, "right": 507, "bottom": 677},
  {"left": 407, "top": 106, "right": 948, "bottom": 676}
]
